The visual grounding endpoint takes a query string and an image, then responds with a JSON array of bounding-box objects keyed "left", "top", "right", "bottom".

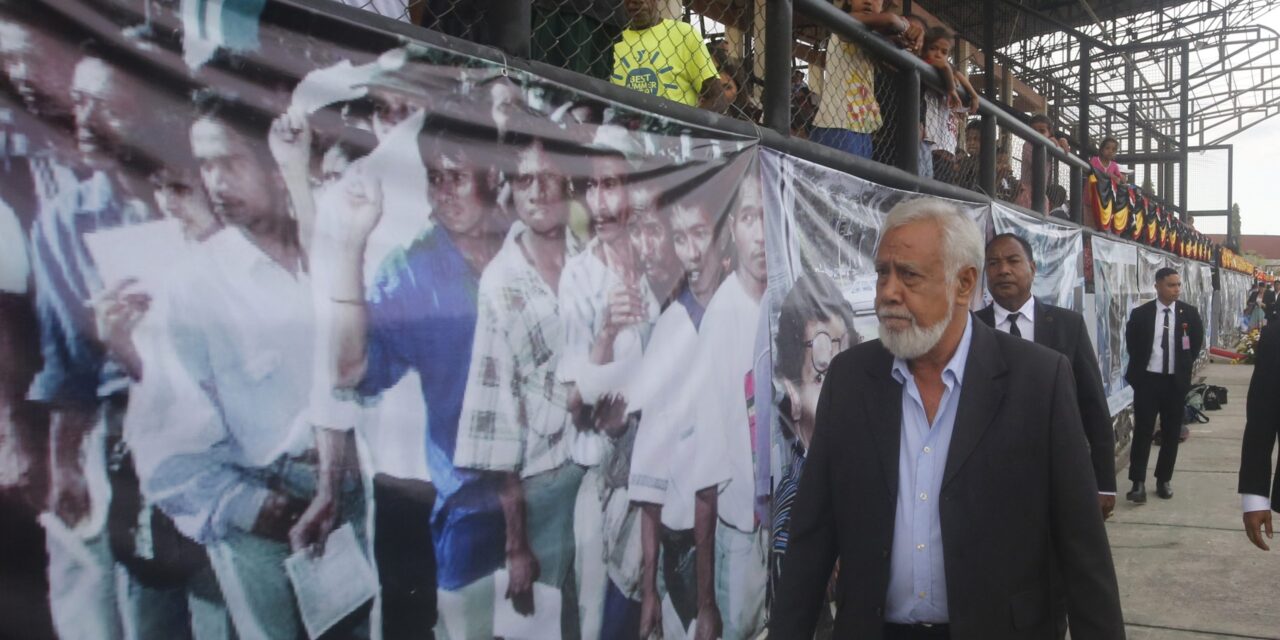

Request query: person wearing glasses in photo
[{"left": 769, "top": 272, "right": 859, "bottom": 638}]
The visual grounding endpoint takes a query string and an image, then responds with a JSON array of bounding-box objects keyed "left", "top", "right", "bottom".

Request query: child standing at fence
[
  {"left": 810, "top": 0, "right": 920, "bottom": 159},
  {"left": 1016, "top": 114, "right": 1072, "bottom": 211},
  {"left": 609, "top": 0, "right": 725, "bottom": 110},
  {"left": 917, "top": 27, "right": 977, "bottom": 181},
  {"left": 1090, "top": 136, "right": 1127, "bottom": 185}
]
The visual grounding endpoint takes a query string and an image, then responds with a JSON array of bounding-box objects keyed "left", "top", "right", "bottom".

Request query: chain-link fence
[
  {"left": 327, "top": 0, "right": 1179, "bottom": 214},
  {"left": 375, "top": 0, "right": 765, "bottom": 123}
]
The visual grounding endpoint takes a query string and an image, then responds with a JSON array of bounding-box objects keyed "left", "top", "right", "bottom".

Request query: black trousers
[
  {"left": 373, "top": 473, "right": 438, "bottom": 640},
  {"left": 1129, "top": 372, "right": 1184, "bottom": 483}
]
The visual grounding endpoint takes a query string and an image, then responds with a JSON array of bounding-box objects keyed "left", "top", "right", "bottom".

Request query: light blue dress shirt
[{"left": 885, "top": 315, "right": 973, "bottom": 624}]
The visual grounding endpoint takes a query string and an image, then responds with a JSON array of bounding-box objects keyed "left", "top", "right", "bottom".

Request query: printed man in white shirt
[
  {"left": 629, "top": 194, "right": 729, "bottom": 640},
  {"left": 691, "top": 171, "right": 769, "bottom": 640},
  {"left": 125, "top": 94, "right": 366, "bottom": 639},
  {"left": 558, "top": 125, "right": 661, "bottom": 639}
]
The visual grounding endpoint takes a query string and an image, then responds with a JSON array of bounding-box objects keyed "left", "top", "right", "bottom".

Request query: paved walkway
[{"left": 1107, "top": 362, "right": 1279, "bottom": 639}]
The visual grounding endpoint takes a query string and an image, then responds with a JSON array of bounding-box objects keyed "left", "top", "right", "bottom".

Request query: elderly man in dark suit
[
  {"left": 769, "top": 198, "right": 1124, "bottom": 640},
  {"left": 976, "top": 233, "right": 1117, "bottom": 519},
  {"left": 1240, "top": 322, "right": 1279, "bottom": 551},
  {"left": 1124, "top": 267, "right": 1205, "bottom": 503}
]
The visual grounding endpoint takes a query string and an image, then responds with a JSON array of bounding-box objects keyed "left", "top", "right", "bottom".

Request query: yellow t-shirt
[{"left": 611, "top": 19, "right": 719, "bottom": 107}]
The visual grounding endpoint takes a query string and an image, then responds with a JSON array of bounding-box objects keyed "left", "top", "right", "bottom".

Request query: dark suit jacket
[
  {"left": 1124, "top": 299, "right": 1204, "bottom": 394},
  {"left": 1240, "top": 323, "right": 1280, "bottom": 512},
  {"left": 769, "top": 319, "right": 1125, "bottom": 640},
  {"left": 1265, "top": 289, "right": 1278, "bottom": 321},
  {"left": 977, "top": 300, "right": 1117, "bottom": 493}
]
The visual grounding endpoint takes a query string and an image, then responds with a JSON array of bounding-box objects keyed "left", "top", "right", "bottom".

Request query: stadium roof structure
[{"left": 919, "top": 0, "right": 1280, "bottom": 147}]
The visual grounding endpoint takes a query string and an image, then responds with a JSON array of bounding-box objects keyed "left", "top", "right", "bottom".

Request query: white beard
[{"left": 877, "top": 295, "right": 955, "bottom": 360}]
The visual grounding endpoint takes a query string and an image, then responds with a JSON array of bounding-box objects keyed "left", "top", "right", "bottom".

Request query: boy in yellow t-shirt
[{"left": 610, "top": 0, "right": 725, "bottom": 110}]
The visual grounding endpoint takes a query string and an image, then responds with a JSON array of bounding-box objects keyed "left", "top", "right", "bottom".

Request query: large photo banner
[
  {"left": 1137, "top": 247, "right": 1174, "bottom": 307},
  {"left": 0, "top": 1, "right": 1229, "bottom": 639},
  {"left": 1091, "top": 236, "right": 1139, "bottom": 415},
  {"left": 0, "top": 1, "right": 775, "bottom": 639},
  {"left": 1217, "top": 270, "right": 1255, "bottom": 349},
  {"left": 991, "top": 204, "right": 1083, "bottom": 312},
  {"left": 1183, "top": 261, "right": 1214, "bottom": 359}
]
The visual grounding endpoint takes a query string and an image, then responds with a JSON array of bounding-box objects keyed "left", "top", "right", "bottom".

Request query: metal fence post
[
  {"left": 980, "top": 115, "right": 997, "bottom": 196},
  {"left": 764, "top": 0, "right": 793, "bottom": 135},
  {"left": 1069, "top": 164, "right": 1083, "bottom": 223},
  {"left": 1179, "top": 43, "right": 1190, "bottom": 219},
  {"left": 1079, "top": 43, "right": 1092, "bottom": 151},
  {"left": 495, "top": 0, "right": 532, "bottom": 59},
  {"left": 1031, "top": 143, "right": 1047, "bottom": 213},
  {"left": 897, "top": 67, "right": 921, "bottom": 176},
  {"left": 980, "top": 0, "right": 997, "bottom": 195}
]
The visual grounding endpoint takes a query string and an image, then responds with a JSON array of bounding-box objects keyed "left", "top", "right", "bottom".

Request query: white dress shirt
[
  {"left": 557, "top": 238, "right": 661, "bottom": 466},
  {"left": 693, "top": 272, "right": 763, "bottom": 533},
  {"left": 126, "top": 228, "right": 317, "bottom": 544},
  {"left": 1145, "top": 300, "right": 1177, "bottom": 374},
  {"left": 885, "top": 316, "right": 973, "bottom": 624},
  {"left": 629, "top": 296, "right": 720, "bottom": 530},
  {"left": 1242, "top": 494, "right": 1270, "bottom": 512},
  {"left": 993, "top": 297, "right": 1035, "bottom": 337}
]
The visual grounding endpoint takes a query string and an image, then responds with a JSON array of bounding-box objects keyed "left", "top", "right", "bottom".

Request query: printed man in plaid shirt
[{"left": 453, "top": 128, "right": 586, "bottom": 638}]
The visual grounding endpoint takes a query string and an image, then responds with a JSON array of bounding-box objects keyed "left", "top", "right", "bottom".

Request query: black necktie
[
  {"left": 1008, "top": 312, "right": 1022, "bottom": 338},
  {"left": 1162, "top": 308, "right": 1171, "bottom": 374}
]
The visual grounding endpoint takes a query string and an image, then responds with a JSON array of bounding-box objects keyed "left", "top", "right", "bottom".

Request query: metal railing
[
  {"left": 334, "top": 0, "right": 1213, "bottom": 226},
  {"left": 784, "top": 0, "right": 1092, "bottom": 220}
]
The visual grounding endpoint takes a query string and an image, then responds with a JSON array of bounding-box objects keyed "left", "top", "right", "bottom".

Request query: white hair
[{"left": 879, "top": 197, "right": 984, "bottom": 284}]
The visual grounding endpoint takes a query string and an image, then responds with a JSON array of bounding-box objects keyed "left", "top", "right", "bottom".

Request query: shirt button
[
  {"left": 923, "top": 446, "right": 932, "bottom": 454},
  {"left": 920, "top": 492, "right": 928, "bottom": 501},
  {"left": 917, "top": 543, "right": 926, "bottom": 551}
]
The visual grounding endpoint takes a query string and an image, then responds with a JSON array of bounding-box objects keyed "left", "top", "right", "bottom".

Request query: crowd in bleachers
[{"left": 360, "top": 0, "right": 1163, "bottom": 222}]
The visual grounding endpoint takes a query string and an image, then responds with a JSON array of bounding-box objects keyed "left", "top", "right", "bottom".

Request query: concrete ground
[{"left": 1106, "top": 362, "right": 1279, "bottom": 639}]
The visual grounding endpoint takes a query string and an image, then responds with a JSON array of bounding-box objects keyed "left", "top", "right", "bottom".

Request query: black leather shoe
[
  {"left": 1156, "top": 481, "right": 1173, "bottom": 499},
  {"left": 1126, "top": 481, "right": 1147, "bottom": 504}
]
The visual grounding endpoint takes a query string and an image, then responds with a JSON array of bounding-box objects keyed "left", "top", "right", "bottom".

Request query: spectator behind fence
[
  {"left": 792, "top": 77, "right": 820, "bottom": 140},
  {"left": 610, "top": 0, "right": 726, "bottom": 111},
  {"left": 719, "top": 57, "right": 762, "bottom": 123},
  {"left": 997, "top": 142, "right": 1020, "bottom": 201},
  {"left": 952, "top": 120, "right": 981, "bottom": 191},
  {"left": 533, "top": 0, "right": 625, "bottom": 80},
  {"left": 1048, "top": 184, "right": 1070, "bottom": 221},
  {"left": 1015, "top": 114, "right": 1071, "bottom": 211},
  {"left": 918, "top": 26, "right": 978, "bottom": 182},
  {"left": 1090, "top": 136, "right": 1127, "bottom": 185},
  {"left": 792, "top": 68, "right": 810, "bottom": 95},
  {"left": 810, "top": 0, "right": 921, "bottom": 160}
]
